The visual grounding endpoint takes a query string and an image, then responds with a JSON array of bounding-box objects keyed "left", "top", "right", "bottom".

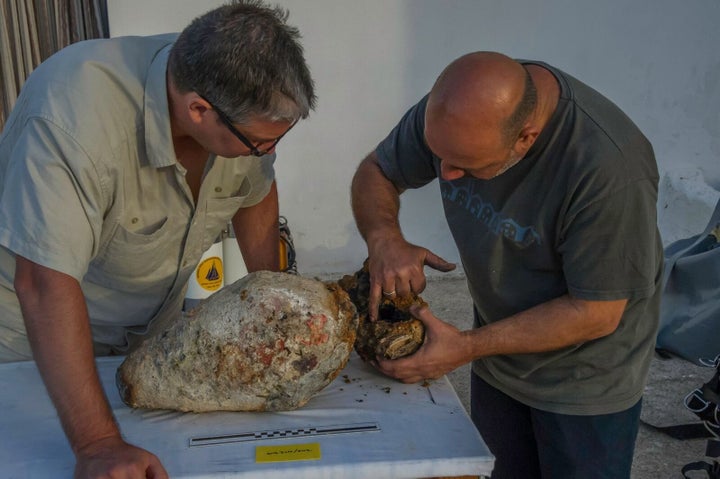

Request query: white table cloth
[{"left": 0, "top": 352, "right": 493, "bottom": 478}]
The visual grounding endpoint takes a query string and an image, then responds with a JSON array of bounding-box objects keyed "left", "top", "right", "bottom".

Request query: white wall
[{"left": 108, "top": 0, "right": 720, "bottom": 276}]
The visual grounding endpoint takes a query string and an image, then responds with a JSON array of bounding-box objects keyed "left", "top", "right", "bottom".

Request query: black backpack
[{"left": 680, "top": 356, "right": 720, "bottom": 478}]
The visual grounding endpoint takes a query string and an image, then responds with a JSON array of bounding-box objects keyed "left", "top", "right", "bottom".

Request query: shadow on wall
[
  {"left": 295, "top": 220, "right": 369, "bottom": 279},
  {"left": 658, "top": 167, "right": 720, "bottom": 246},
  {"left": 295, "top": 215, "right": 465, "bottom": 281}
]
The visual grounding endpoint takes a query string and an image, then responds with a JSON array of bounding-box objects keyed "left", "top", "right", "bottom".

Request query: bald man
[{"left": 351, "top": 52, "right": 662, "bottom": 478}]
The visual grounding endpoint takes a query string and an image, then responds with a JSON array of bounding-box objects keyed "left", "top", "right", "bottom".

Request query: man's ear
[
  {"left": 187, "top": 94, "right": 212, "bottom": 125},
  {"left": 514, "top": 123, "right": 540, "bottom": 154}
]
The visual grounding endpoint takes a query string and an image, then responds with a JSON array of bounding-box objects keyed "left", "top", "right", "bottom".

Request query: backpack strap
[
  {"left": 643, "top": 422, "right": 713, "bottom": 440},
  {"left": 680, "top": 359, "right": 720, "bottom": 477},
  {"left": 682, "top": 439, "right": 720, "bottom": 479},
  {"left": 645, "top": 358, "right": 720, "bottom": 440}
]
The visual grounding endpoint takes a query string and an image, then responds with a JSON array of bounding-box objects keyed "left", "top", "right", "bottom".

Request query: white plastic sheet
[{"left": 0, "top": 353, "right": 493, "bottom": 478}]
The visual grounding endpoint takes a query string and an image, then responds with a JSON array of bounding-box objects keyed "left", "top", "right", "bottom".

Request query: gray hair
[
  {"left": 168, "top": 0, "right": 316, "bottom": 124},
  {"left": 502, "top": 66, "right": 537, "bottom": 145}
]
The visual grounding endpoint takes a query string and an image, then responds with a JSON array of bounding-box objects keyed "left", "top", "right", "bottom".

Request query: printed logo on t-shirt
[{"left": 440, "top": 180, "right": 541, "bottom": 248}]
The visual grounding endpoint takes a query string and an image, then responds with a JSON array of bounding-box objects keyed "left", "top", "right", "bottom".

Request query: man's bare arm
[
  {"left": 378, "top": 295, "right": 628, "bottom": 383},
  {"left": 351, "top": 152, "right": 455, "bottom": 318},
  {"left": 351, "top": 152, "right": 405, "bottom": 251},
  {"left": 232, "top": 180, "right": 281, "bottom": 272},
  {"left": 14, "top": 256, "right": 166, "bottom": 478}
]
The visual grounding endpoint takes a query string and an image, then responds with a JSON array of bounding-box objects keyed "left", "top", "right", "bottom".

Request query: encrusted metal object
[
  {"left": 338, "top": 262, "right": 426, "bottom": 361},
  {"left": 117, "top": 271, "right": 358, "bottom": 412}
]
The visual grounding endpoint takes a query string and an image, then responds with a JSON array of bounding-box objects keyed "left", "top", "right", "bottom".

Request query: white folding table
[{"left": 0, "top": 352, "right": 493, "bottom": 478}]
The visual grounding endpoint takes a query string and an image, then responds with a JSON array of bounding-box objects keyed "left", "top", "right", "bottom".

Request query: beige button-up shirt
[{"left": 0, "top": 34, "right": 275, "bottom": 359}]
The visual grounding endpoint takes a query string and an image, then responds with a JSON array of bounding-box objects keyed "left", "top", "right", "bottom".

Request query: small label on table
[{"left": 255, "top": 442, "right": 321, "bottom": 463}]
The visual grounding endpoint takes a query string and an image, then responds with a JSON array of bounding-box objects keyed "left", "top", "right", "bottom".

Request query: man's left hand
[{"left": 374, "top": 305, "right": 470, "bottom": 383}]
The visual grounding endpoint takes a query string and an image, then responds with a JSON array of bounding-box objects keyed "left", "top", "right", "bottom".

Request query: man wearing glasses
[{"left": 0, "top": 2, "right": 314, "bottom": 477}]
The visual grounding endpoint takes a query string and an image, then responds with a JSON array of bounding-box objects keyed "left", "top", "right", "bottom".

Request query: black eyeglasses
[{"left": 199, "top": 94, "right": 296, "bottom": 157}]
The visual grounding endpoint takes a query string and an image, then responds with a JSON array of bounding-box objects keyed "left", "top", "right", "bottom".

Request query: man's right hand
[
  {"left": 350, "top": 151, "right": 456, "bottom": 320},
  {"left": 366, "top": 236, "right": 455, "bottom": 321},
  {"left": 14, "top": 257, "right": 168, "bottom": 479},
  {"left": 74, "top": 436, "right": 168, "bottom": 479}
]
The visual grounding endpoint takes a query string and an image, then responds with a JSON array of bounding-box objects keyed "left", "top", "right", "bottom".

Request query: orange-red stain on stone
[
  {"left": 301, "top": 314, "right": 330, "bottom": 346},
  {"left": 256, "top": 338, "right": 285, "bottom": 366}
]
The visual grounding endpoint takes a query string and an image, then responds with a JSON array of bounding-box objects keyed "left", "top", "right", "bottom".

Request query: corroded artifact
[
  {"left": 339, "top": 262, "right": 426, "bottom": 361},
  {"left": 117, "top": 271, "right": 358, "bottom": 412}
]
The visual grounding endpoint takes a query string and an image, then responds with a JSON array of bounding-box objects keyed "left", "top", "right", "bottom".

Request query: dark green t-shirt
[{"left": 375, "top": 61, "right": 663, "bottom": 415}]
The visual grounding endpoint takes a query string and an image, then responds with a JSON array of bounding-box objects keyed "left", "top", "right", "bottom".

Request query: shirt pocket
[
  {"left": 202, "top": 196, "right": 245, "bottom": 252},
  {"left": 200, "top": 176, "right": 252, "bottom": 250},
  {"left": 87, "top": 216, "right": 181, "bottom": 292}
]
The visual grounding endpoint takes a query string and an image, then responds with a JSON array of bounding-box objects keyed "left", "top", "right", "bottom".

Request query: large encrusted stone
[{"left": 117, "top": 271, "right": 358, "bottom": 412}]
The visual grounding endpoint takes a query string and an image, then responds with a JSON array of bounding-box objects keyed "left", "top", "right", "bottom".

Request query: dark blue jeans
[{"left": 471, "top": 372, "right": 642, "bottom": 479}]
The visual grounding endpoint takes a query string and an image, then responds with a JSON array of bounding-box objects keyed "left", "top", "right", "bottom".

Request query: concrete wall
[{"left": 108, "top": 0, "right": 720, "bottom": 275}]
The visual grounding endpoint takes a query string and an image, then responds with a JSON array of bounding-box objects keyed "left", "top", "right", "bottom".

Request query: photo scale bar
[{"left": 189, "top": 422, "right": 381, "bottom": 447}]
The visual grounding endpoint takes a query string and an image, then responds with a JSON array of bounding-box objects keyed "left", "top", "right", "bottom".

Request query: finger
[
  {"left": 382, "top": 276, "right": 399, "bottom": 299},
  {"left": 394, "top": 277, "right": 412, "bottom": 297},
  {"left": 147, "top": 458, "right": 169, "bottom": 479},
  {"left": 368, "top": 280, "right": 382, "bottom": 322},
  {"left": 405, "top": 376, "right": 427, "bottom": 384},
  {"left": 376, "top": 355, "right": 415, "bottom": 377},
  {"left": 424, "top": 251, "right": 457, "bottom": 272},
  {"left": 375, "top": 356, "right": 400, "bottom": 377},
  {"left": 409, "top": 304, "right": 436, "bottom": 325},
  {"left": 377, "top": 359, "right": 424, "bottom": 384},
  {"left": 409, "top": 274, "right": 427, "bottom": 295},
  {"left": 393, "top": 375, "right": 424, "bottom": 384}
]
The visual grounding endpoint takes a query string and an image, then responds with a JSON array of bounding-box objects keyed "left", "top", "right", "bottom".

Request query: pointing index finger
[{"left": 368, "top": 280, "right": 382, "bottom": 322}]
